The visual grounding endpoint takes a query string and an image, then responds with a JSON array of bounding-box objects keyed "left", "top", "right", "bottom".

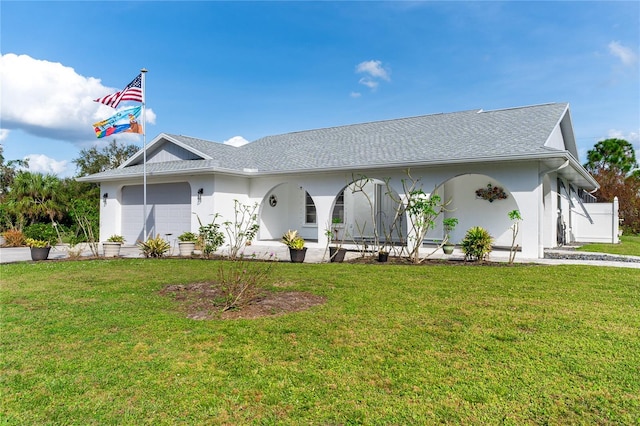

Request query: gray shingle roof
[
  {"left": 243, "top": 103, "right": 569, "bottom": 172},
  {"left": 80, "top": 103, "right": 572, "bottom": 180}
]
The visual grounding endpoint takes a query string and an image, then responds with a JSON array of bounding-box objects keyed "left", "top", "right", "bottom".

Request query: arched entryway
[
  {"left": 258, "top": 182, "right": 319, "bottom": 242},
  {"left": 330, "top": 177, "right": 406, "bottom": 248},
  {"left": 436, "top": 174, "right": 521, "bottom": 248}
]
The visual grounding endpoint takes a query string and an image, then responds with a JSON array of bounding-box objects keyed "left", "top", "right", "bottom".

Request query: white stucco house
[{"left": 79, "top": 102, "right": 619, "bottom": 259}]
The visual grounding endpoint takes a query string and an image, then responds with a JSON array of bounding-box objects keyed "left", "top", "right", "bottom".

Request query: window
[
  {"left": 305, "top": 191, "right": 316, "bottom": 224},
  {"left": 332, "top": 190, "right": 345, "bottom": 223}
]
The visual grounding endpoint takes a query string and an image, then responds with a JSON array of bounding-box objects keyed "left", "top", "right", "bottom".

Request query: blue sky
[{"left": 1, "top": 1, "right": 638, "bottom": 177}]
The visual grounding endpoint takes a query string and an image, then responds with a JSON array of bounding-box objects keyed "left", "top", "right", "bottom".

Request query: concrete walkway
[{"left": 1, "top": 242, "right": 639, "bottom": 268}]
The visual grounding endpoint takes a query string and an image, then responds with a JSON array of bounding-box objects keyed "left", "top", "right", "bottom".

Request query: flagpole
[{"left": 141, "top": 68, "right": 148, "bottom": 240}]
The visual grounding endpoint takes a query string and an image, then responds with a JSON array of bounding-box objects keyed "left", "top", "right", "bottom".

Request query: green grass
[
  {"left": 1, "top": 259, "right": 639, "bottom": 424},
  {"left": 577, "top": 235, "right": 640, "bottom": 256}
]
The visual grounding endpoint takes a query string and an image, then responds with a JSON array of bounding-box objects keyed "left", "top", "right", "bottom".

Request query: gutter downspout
[{"left": 538, "top": 160, "right": 569, "bottom": 258}]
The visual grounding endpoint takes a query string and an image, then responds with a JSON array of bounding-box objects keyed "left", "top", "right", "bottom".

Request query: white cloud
[
  {"left": 223, "top": 135, "right": 249, "bottom": 147},
  {"left": 354, "top": 60, "right": 391, "bottom": 92},
  {"left": 0, "top": 53, "right": 155, "bottom": 144},
  {"left": 356, "top": 60, "right": 391, "bottom": 81},
  {"left": 607, "top": 129, "right": 639, "bottom": 142},
  {"left": 358, "top": 78, "right": 379, "bottom": 90},
  {"left": 0, "top": 129, "right": 9, "bottom": 141},
  {"left": 25, "top": 154, "right": 69, "bottom": 176},
  {"left": 608, "top": 41, "right": 638, "bottom": 66},
  {"left": 350, "top": 92, "right": 362, "bottom": 98}
]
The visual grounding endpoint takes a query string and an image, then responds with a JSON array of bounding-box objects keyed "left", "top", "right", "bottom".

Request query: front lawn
[{"left": 1, "top": 259, "right": 639, "bottom": 424}]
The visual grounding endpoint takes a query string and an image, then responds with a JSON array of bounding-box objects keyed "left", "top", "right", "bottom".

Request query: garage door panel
[{"left": 121, "top": 183, "right": 191, "bottom": 243}]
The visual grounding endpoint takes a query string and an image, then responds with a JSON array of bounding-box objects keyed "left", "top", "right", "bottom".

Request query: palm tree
[{"left": 6, "top": 172, "right": 66, "bottom": 226}]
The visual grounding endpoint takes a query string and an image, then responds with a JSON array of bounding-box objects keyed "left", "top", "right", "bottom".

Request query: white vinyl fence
[{"left": 573, "top": 197, "right": 620, "bottom": 244}]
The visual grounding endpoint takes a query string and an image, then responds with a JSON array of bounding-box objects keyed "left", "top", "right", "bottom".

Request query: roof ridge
[{"left": 478, "top": 102, "right": 564, "bottom": 114}]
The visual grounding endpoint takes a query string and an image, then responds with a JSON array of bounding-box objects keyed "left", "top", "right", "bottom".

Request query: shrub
[
  {"left": 217, "top": 254, "right": 276, "bottom": 312},
  {"left": 138, "top": 234, "right": 171, "bottom": 258},
  {"left": 197, "top": 214, "right": 225, "bottom": 258},
  {"left": 68, "top": 233, "right": 87, "bottom": 246},
  {"left": 461, "top": 226, "right": 493, "bottom": 261},
  {"left": 106, "top": 235, "right": 125, "bottom": 243},
  {"left": 223, "top": 200, "right": 260, "bottom": 259},
  {"left": 2, "top": 229, "right": 25, "bottom": 247},
  {"left": 23, "top": 223, "right": 59, "bottom": 246}
]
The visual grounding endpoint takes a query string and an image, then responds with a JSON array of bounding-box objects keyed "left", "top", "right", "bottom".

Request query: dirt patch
[{"left": 159, "top": 282, "right": 326, "bottom": 320}]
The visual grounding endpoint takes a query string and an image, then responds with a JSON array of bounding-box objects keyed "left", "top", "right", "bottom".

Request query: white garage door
[{"left": 121, "top": 182, "right": 191, "bottom": 244}]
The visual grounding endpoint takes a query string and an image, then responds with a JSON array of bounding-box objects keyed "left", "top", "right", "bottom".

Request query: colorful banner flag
[
  {"left": 93, "top": 73, "right": 143, "bottom": 108},
  {"left": 93, "top": 106, "right": 143, "bottom": 139}
]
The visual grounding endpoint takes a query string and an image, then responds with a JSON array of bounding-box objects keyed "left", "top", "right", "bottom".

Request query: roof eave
[
  {"left": 250, "top": 151, "right": 585, "bottom": 174},
  {"left": 78, "top": 150, "right": 599, "bottom": 190},
  {"left": 76, "top": 164, "right": 250, "bottom": 183}
]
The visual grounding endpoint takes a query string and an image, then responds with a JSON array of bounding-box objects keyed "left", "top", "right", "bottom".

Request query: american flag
[{"left": 94, "top": 73, "right": 143, "bottom": 108}]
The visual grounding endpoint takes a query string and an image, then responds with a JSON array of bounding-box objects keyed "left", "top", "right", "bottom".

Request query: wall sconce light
[
  {"left": 102, "top": 193, "right": 108, "bottom": 205},
  {"left": 197, "top": 188, "right": 204, "bottom": 203}
]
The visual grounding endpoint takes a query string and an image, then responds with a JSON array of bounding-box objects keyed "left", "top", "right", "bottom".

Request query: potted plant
[
  {"left": 177, "top": 231, "right": 198, "bottom": 256},
  {"left": 442, "top": 217, "right": 458, "bottom": 255},
  {"left": 282, "top": 230, "right": 306, "bottom": 263},
  {"left": 329, "top": 245, "right": 347, "bottom": 263},
  {"left": 103, "top": 235, "right": 125, "bottom": 257},
  {"left": 377, "top": 249, "right": 389, "bottom": 262},
  {"left": 327, "top": 219, "right": 346, "bottom": 263},
  {"left": 25, "top": 238, "right": 51, "bottom": 261}
]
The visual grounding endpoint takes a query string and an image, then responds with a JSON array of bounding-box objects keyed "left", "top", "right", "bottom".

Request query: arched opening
[
  {"left": 258, "top": 182, "right": 317, "bottom": 242},
  {"left": 330, "top": 177, "right": 406, "bottom": 248},
  {"left": 435, "top": 174, "right": 521, "bottom": 248}
]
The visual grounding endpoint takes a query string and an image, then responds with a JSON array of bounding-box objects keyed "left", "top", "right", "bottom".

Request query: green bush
[
  {"left": 197, "top": 214, "right": 225, "bottom": 258},
  {"left": 23, "top": 223, "right": 59, "bottom": 245},
  {"left": 138, "top": 234, "right": 171, "bottom": 258},
  {"left": 461, "top": 226, "right": 493, "bottom": 261}
]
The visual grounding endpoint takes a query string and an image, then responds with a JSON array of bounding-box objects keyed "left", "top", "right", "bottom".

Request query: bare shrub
[{"left": 217, "top": 254, "right": 276, "bottom": 312}]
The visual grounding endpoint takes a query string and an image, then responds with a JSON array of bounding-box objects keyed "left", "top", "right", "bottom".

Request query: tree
[
  {"left": 0, "top": 145, "right": 28, "bottom": 200},
  {"left": 590, "top": 168, "right": 640, "bottom": 234},
  {"left": 584, "top": 138, "right": 638, "bottom": 175},
  {"left": 585, "top": 138, "right": 640, "bottom": 234},
  {"left": 73, "top": 139, "right": 139, "bottom": 177},
  {"left": 4, "top": 171, "right": 66, "bottom": 227}
]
